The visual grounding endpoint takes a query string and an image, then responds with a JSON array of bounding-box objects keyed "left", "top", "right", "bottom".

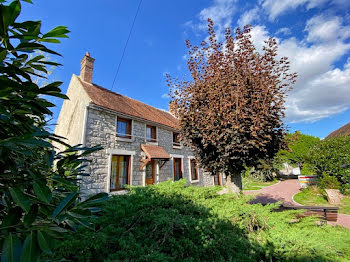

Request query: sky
[{"left": 20, "top": 0, "right": 350, "bottom": 138}]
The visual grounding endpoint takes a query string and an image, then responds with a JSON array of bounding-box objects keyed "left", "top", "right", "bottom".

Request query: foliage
[
  {"left": 308, "top": 136, "right": 350, "bottom": 189},
  {"left": 318, "top": 173, "right": 341, "bottom": 189},
  {"left": 167, "top": 19, "right": 296, "bottom": 191},
  {"left": 300, "top": 163, "right": 315, "bottom": 175},
  {"left": 275, "top": 131, "right": 320, "bottom": 168},
  {"left": 246, "top": 159, "right": 278, "bottom": 181},
  {"left": 0, "top": 1, "right": 107, "bottom": 260},
  {"left": 52, "top": 180, "right": 350, "bottom": 262}
]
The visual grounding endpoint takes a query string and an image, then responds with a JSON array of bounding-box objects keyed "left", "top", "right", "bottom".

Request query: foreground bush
[
  {"left": 0, "top": 1, "right": 107, "bottom": 260},
  {"left": 52, "top": 180, "right": 350, "bottom": 262}
]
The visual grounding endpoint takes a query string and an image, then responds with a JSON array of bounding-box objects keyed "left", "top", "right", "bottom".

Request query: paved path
[{"left": 243, "top": 179, "right": 350, "bottom": 229}]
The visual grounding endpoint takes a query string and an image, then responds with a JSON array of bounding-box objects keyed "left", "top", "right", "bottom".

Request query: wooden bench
[{"left": 282, "top": 205, "right": 339, "bottom": 222}]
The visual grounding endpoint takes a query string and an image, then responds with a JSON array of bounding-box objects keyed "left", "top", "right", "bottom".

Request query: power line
[{"left": 111, "top": 0, "right": 143, "bottom": 91}]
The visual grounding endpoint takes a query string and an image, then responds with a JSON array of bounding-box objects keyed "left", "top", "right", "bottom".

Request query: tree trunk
[{"left": 218, "top": 171, "right": 242, "bottom": 194}]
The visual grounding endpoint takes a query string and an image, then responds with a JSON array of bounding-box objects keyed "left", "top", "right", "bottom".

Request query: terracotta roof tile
[
  {"left": 327, "top": 122, "right": 350, "bottom": 138},
  {"left": 141, "top": 144, "right": 170, "bottom": 159},
  {"left": 79, "top": 78, "right": 179, "bottom": 129}
]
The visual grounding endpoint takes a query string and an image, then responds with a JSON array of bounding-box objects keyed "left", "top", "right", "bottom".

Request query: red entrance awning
[{"left": 140, "top": 144, "right": 170, "bottom": 170}]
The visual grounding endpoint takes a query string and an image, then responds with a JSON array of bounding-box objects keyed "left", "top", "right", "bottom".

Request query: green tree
[
  {"left": 276, "top": 131, "right": 320, "bottom": 169},
  {"left": 167, "top": 19, "right": 296, "bottom": 193},
  {"left": 0, "top": 1, "right": 107, "bottom": 260},
  {"left": 308, "top": 136, "right": 350, "bottom": 187}
]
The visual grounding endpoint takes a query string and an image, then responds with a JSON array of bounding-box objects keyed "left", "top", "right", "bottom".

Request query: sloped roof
[
  {"left": 327, "top": 122, "right": 350, "bottom": 138},
  {"left": 141, "top": 144, "right": 171, "bottom": 159},
  {"left": 79, "top": 78, "right": 179, "bottom": 129}
]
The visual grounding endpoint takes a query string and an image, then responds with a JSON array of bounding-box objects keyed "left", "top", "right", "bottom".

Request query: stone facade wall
[
  {"left": 81, "top": 106, "right": 215, "bottom": 196},
  {"left": 53, "top": 75, "right": 91, "bottom": 152}
]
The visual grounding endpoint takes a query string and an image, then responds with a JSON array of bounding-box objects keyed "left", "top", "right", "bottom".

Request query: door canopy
[{"left": 140, "top": 144, "right": 170, "bottom": 170}]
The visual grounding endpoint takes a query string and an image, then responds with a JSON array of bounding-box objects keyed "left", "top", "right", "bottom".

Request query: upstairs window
[
  {"left": 146, "top": 125, "right": 157, "bottom": 142},
  {"left": 117, "top": 117, "right": 132, "bottom": 139},
  {"left": 173, "top": 132, "right": 181, "bottom": 147}
]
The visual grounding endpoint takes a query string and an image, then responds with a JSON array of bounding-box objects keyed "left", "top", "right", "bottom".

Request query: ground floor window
[
  {"left": 110, "top": 155, "right": 130, "bottom": 191},
  {"left": 190, "top": 159, "right": 198, "bottom": 181},
  {"left": 214, "top": 173, "right": 221, "bottom": 186},
  {"left": 173, "top": 158, "right": 182, "bottom": 181}
]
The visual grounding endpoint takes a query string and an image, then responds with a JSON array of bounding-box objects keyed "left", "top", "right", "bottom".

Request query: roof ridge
[{"left": 78, "top": 76, "right": 173, "bottom": 117}]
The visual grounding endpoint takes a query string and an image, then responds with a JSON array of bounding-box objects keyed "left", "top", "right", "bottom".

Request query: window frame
[
  {"left": 146, "top": 124, "right": 157, "bottom": 143},
  {"left": 189, "top": 158, "right": 199, "bottom": 182},
  {"left": 172, "top": 132, "right": 181, "bottom": 148},
  {"left": 116, "top": 117, "right": 132, "bottom": 139},
  {"left": 173, "top": 157, "right": 183, "bottom": 181},
  {"left": 109, "top": 154, "right": 131, "bottom": 191}
]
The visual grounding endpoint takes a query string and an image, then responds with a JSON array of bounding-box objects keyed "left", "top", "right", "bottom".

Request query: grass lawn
[
  {"left": 293, "top": 186, "right": 350, "bottom": 215},
  {"left": 243, "top": 178, "right": 279, "bottom": 190}
]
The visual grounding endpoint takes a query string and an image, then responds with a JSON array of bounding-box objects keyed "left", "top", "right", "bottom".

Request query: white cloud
[
  {"left": 249, "top": 25, "right": 271, "bottom": 52},
  {"left": 285, "top": 59, "right": 350, "bottom": 123},
  {"left": 185, "top": 0, "right": 238, "bottom": 40},
  {"left": 261, "top": 0, "right": 328, "bottom": 20},
  {"left": 161, "top": 93, "right": 170, "bottom": 99},
  {"left": 237, "top": 6, "right": 260, "bottom": 27},
  {"left": 276, "top": 27, "right": 291, "bottom": 36},
  {"left": 305, "top": 15, "right": 350, "bottom": 43}
]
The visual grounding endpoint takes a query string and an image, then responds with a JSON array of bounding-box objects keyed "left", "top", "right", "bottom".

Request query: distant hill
[{"left": 327, "top": 122, "right": 350, "bottom": 138}]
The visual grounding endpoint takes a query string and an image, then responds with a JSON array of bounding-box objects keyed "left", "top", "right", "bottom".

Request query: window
[
  {"left": 173, "top": 132, "right": 181, "bottom": 147},
  {"left": 146, "top": 125, "right": 157, "bottom": 142},
  {"left": 214, "top": 173, "right": 221, "bottom": 186},
  {"left": 173, "top": 158, "right": 182, "bottom": 181},
  {"left": 190, "top": 159, "right": 198, "bottom": 181},
  {"left": 117, "top": 117, "right": 132, "bottom": 139},
  {"left": 110, "top": 155, "right": 131, "bottom": 191}
]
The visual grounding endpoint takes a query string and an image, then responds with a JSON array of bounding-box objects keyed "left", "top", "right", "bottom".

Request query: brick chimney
[{"left": 80, "top": 52, "right": 95, "bottom": 83}]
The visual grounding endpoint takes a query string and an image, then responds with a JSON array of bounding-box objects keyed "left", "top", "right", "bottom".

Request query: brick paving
[{"left": 243, "top": 179, "right": 350, "bottom": 229}]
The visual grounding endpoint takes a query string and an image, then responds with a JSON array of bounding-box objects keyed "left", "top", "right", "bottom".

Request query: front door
[
  {"left": 173, "top": 158, "right": 182, "bottom": 181},
  {"left": 145, "top": 160, "right": 155, "bottom": 185}
]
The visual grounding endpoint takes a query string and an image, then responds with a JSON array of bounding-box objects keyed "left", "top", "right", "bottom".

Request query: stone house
[{"left": 54, "top": 53, "right": 223, "bottom": 197}]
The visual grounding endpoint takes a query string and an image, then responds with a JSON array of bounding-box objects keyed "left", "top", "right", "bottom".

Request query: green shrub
[
  {"left": 275, "top": 131, "right": 320, "bottom": 169},
  {"left": 308, "top": 136, "right": 350, "bottom": 187},
  {"left": 318, "top": 173, "right": 341, "bottom": 189},
  {"left": 341, "top": 184, "right": 350, "bottom": 195},
  {"left": 51, "top": 180, "right": 350, "bottom": 262},
  {"left": 300, "top": 163, "right": 315, "bottom": 175},
  {"left": 0, "top": 1, "right": 107, "bottom": 260}
]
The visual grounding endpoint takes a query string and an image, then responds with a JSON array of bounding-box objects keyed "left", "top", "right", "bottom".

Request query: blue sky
[{"left": 21, "top": 0, "right": 350, "bottom": 138}]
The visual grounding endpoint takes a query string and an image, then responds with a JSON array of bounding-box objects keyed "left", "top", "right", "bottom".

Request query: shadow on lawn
[{"left": 52, "top": 185, "right": 336, "bottom": 262}]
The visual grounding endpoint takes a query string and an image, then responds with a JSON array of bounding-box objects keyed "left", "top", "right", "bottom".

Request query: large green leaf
[
  {"left": 1, "top": 0, "right": 21, "bottom": 31},
  {"left": 33, "top": 180, "right": 52, "bottom": 203},
  {"left": 52, "top": 192, "right": 78, "bottom": 219},
  {"left": 1, "top": 234, "right": 22, "bottom": 262},
  {"left": 23, "top": 204, "right": 38, "bottom": 227},
  {"left": 21, "top": 232, "right": 39, "bottom": 262},
  {"left": 9, "top": 187, "right": 30, "bottom": 212},
  {"left": 42, "top": 25, "right": 69, "bottom": 38},
  {"left": 37, "top": 231, "right": 52, "bottom": 255},
  {"left": 78, "top": 192, "right": 109, "bottom": 208}
]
